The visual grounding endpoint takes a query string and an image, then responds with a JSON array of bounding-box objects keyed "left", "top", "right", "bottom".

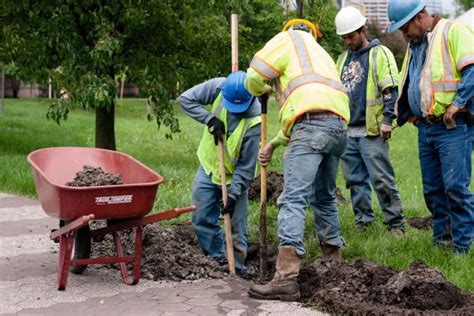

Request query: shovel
[
  {"left": 259, "top": 94, "right": 269, "bottom": 279},
  {"left": 217, "top": 139, "right": 236, "bottom": 275}
]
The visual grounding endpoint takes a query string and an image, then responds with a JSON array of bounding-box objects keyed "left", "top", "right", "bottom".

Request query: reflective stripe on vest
[
  {"left": 367, "top": 47, "right": 383, "bottom": 107},
  {"left": 280, "top": 31, "right": 346, "bottom": 105},
  {"left": 249, "top": 56, "right": 281, "bottom": 80},
  {"left": 212, "top": 102, "right": 254, "bottom": 167},
  {"left": 197, "top": 94, "right": 261, "bottom": 185},
  {"left": 420, "top": 20, "right": 460, "bottom": 115},
  {"left": 440, "top": 21, "right": 456, "bottom": 84}
]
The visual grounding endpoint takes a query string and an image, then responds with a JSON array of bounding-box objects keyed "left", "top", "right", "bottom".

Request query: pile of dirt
[
  {"left": 407, "top": 215, "right": 433, "bottom": 230},
  {"left": 91, "top": 222, "right": 226, "bottom": 281},
  {"left": 249, "top": 172, "right": 284, "bottom": 205},
  {"left": 299, "top": 259, "right": 473, "bottom": 315},
  {"left": 66, "top": 165, "right": 122, "bottom": 187},
  {"left": 248, "top": 172, "right": 348, "bottom": 205},
  {"left": 90, "top": 221, "right": 473, "bottom": 314}
]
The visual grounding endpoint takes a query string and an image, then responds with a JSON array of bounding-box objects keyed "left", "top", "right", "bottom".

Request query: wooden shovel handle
[{"left": 217, "top": 140, "right": 236, "bottom": 275}]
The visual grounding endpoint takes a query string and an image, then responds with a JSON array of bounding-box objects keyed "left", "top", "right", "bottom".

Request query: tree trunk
[{"left": 95, "top": 103, "right": 116, "bottom": 150}]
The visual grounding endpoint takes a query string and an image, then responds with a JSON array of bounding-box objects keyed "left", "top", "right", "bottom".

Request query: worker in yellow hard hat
[{"left": 244, "top": 18, "right": 349, "bottom": 301}]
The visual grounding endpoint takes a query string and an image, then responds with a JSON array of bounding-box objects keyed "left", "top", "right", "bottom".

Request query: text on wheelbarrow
[{"left": 95, "top": 195, "right": 133, "bottom": 205}]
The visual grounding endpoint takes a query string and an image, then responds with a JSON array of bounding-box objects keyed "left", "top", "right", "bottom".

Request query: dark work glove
[
  {"left": 221, "top": 197, "right": 236, "bottom": 218},
  {"left": 258, "top": 93, "right": 269, "bottom": 107},
  {"left": 207, "top": 116, "right": 225, "bottom": 145}
]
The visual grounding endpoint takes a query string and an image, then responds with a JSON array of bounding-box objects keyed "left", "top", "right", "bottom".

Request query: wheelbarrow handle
[{"left": 50, "top": 214, "right": 95, "bottom": 241}]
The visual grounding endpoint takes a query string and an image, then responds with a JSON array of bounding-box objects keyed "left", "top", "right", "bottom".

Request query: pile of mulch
[
  {"left": 91, "top": 222, "right": 226, "bottom": 281},
  {"left": 407, "top": 215, "right": 433, "bottom": 230},
  {"left": 248, "top": 171, "right": 348, "bottom": 205},
  {"left": 299, "top": 259, "right": 473, "bottom": 315},
  {"left": 66, "top": 165, "right": 122, "bottom": 187}
]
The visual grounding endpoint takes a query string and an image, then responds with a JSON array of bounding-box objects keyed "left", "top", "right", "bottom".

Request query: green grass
[{"left": 0, "top": 98, "right": 472, "bottom": 291}]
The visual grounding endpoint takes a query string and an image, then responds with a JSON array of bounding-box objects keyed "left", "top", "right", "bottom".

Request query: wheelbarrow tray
[{"left": 27, "top": 147, "right": 164, "bottom": 221}]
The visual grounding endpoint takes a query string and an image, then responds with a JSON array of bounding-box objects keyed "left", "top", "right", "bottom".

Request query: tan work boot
[
  {"left": 389, "top": 228, "right": 405, "bottom": 239},
  {"left": 320, "top": 243, "right": 342, "bottom": 261},
  {"left": 248, "top": 246, "right": 301, "bottom": 301}
]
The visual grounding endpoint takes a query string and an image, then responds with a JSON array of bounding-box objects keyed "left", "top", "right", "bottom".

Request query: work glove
[
  {"left": 221, "top": 197, "right": 236, "bottom": 218},
  {"left": 258, "top": 93, "right": 269, "bottom": 106},
  {"left": 207, "top": 116, "right": 225, "bottom": 145}
]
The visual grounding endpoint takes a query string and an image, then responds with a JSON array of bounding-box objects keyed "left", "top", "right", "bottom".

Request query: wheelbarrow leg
[
  {"left": 132, "top": 227, "right": 143, "bottom": 284},
  {"left": 57, "top": 231, "right": 75, "bottom": 290},
  {"left": 112, "top": 229, "right": 142, "bottom": 285}
]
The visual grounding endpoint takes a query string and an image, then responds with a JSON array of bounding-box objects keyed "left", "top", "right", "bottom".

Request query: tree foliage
[
  {"left": 367, "top": 23, "right": 408, "bottom": 67},
  {"left": 456, "top": 0, "right": 474, "bottom": 11},
  {"left": 0, "top": 0, "right": 343, "bottom": 149}
]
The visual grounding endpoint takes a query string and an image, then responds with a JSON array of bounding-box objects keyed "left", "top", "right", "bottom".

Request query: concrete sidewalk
[{"left": 0, "top": 192, "right": 325, "bottom": 315}]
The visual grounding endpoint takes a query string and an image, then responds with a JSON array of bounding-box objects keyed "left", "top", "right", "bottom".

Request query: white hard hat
[{"left": 335, "top": 6, "right": 367, "bottom": 35}]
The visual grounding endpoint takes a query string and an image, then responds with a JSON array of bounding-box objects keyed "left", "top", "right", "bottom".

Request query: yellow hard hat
[{"left": 282, "top": 19, "right": 321, "bottom": 39}]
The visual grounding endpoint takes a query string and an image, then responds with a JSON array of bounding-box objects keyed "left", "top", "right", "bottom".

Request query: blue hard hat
[
  {"left": 222, "top": 71, "right": 254, "bottom": 113},
  {"left": 387, "top": 0, "right": 425, "bottom": 33}
]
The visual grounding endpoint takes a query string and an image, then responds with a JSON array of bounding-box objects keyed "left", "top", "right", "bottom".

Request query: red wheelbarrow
[{"left": 27, "top": 147, "right": 196, "bottom": 290}]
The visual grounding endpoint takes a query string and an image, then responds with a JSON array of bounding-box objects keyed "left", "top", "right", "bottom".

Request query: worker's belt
[
  {"left": 301, "top": 110, "right": 341, "bottom": 121},
  {"left": 417, "top": 114, "right": 470, "bottom": 126},
  {"left": 418, "top": 115, "right": 443, "bottom": 125}
]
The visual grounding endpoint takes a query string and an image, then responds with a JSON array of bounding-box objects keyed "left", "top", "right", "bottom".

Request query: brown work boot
[
  {"left": 248, "top": 246, "right": 301, "bottom": 301},
  {"left": 389, "top": 228, "right": 405, "bottom": 239},
  {"left": 320, "top": 243, "right": 342, "bottom": 261}
]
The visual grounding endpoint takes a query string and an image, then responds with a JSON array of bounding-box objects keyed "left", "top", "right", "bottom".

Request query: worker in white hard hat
[{"left": 334, "top": 6, "right": 406, "bottom": 237}]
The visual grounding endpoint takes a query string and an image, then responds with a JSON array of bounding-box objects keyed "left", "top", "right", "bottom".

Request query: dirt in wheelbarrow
[
  {"left": 66, "top": 165, "right": 122, "bottom": 187},
  {"left": 248, "top": 171, "right": 348, "bottom": 205},
  {"left": 92, "top": 221, "right": 473, "bottom": 315}
]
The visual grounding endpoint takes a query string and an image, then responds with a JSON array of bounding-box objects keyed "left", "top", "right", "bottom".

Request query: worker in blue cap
[{"left": 178, "top": 71, "right": 261, "bottom": 276}]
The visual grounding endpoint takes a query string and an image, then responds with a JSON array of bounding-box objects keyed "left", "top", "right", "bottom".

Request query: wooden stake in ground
[
  {"left": 259, "top": 95, "right": 268, "bottom": 279},
  {"left": 216, "top": 13, "right": 240, "bottom": 276}
]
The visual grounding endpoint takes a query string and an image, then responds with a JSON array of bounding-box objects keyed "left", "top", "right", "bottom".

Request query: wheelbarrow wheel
[{"left": 59, "top": 220, "right": 91, "bottom": 275}]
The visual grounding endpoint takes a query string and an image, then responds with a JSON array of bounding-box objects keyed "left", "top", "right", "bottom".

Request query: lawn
[{"left": 0, "top": 98, "right": 472, "bottom": 291}]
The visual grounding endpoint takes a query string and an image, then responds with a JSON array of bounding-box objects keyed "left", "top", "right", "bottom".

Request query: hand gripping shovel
[{"left": 217, "top": 139, "right": 236, "bottom": 275}]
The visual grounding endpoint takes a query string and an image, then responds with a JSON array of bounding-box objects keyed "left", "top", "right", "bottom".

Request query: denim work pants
[
  {"left": 191, "top": 165, "right": 248, "bottom": 272},
  {"left": 417, "top": 117, "right": 474, "bottom": 253},
  {"left": 340, "top": 136, "right": 405, "bottom": 229},
  {"left": 277, "top": 117, "right": 347, "bottom": 256}
]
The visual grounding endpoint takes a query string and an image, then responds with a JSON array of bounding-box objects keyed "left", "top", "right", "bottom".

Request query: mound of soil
[
  {"left": 299, "top": 259, "right": 473, "bottom": 315},
  {"left": 248, "top": 172, "right": 348, "bottom": 205},
  {"left": 66, "top": 165, "right": 122, "bottom": 187},
  {"left": 91, "top": 221, "right": 473, "bottom": 314},
  {"left": 91, "top": 222, "right": 226, "bottom": 281},
  {"left": 407, "top": 215, "right": 433, "bottom": 230},
  {"left": 249, "top": 172, "right": 284, "bottom": 205}
]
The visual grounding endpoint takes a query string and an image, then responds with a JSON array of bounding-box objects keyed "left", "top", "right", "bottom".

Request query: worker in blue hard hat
[
  {"left": 178, "top": 71, "right": 261, "bottom": 276},
  {"left": 388, "top": 0, "right": 474, "bottom": 254}
]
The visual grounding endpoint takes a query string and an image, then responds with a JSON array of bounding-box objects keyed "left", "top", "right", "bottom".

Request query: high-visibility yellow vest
[
  {"left": 337, "top": 45, "right": 399, "bottom": 135},
  {"left": 197, "top": 94, "right": 261, "bottom": 185},
  {"left": 398, "top": 19, "right": 474, "bottom": 117},
  {"left": 248, "top": 30, "right": 349, "bottom": 138}
]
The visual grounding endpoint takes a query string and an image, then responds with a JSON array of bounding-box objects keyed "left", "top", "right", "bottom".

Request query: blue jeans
[
  {"left": 191, "top": 166, "right": 248, "bottom": 272},
  {"left": 277, "top": 117, "right": 347, "bottom": 256},
  {"left": 417, "top": 117, "right": 474, "bottom": 253},
  {"left": 340, "top": 136, "right": 405, "bottom": 229}
]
